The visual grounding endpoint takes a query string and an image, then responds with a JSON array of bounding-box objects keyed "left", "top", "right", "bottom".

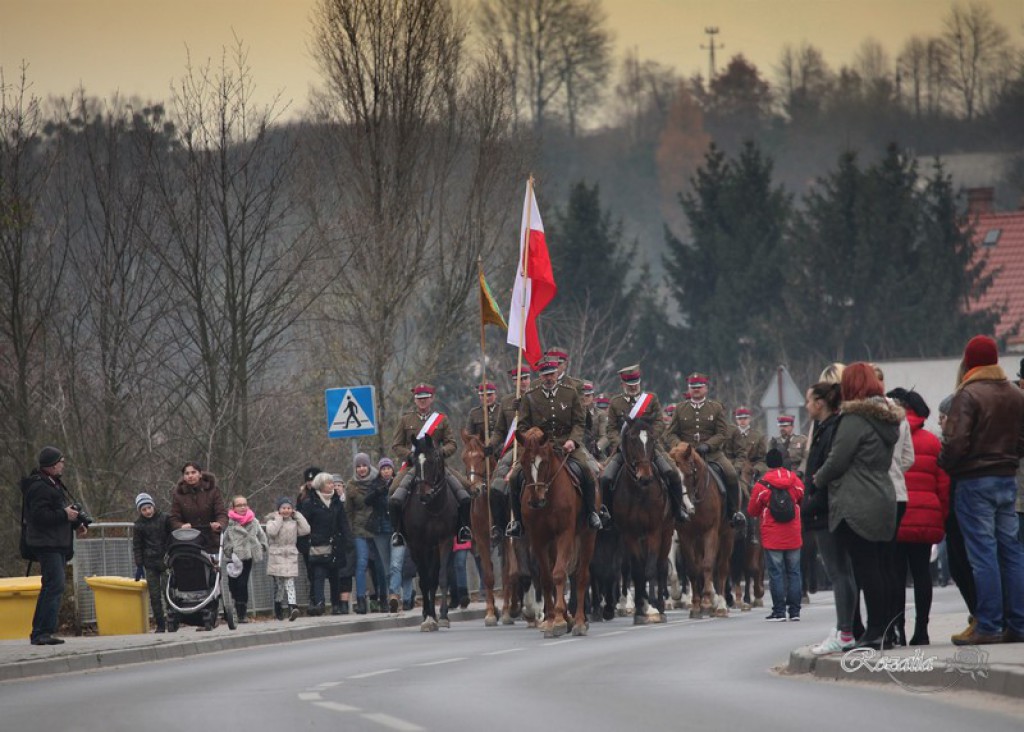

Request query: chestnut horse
[
  {"left": 610, "top": 417, "right": 674, "bottom": 624},
  {"left": 517, "top": 427, "right": 597, "bottom": 638},
  {"left": 670, "top": 443, "right": 734, "bottom": 618},
  {"left": 403, "top": 434, "right": 456, "bottom": 631}
]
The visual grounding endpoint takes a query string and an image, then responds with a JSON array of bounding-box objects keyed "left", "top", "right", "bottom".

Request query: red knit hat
[{"left": 963, "top": 335, "right": 998, "bottom": 370}]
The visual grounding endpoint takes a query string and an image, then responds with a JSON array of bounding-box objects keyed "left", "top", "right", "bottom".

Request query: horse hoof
[
  {"left": 752, "top": 598, "right": 764, "bottom": 608},
  {"left": 740, "top": 603, "right": 751, "bottom": 612},
  {"left": 714, "top": 607, "right": 729, "bottom": 618},
  {"left": 420, "top": 619, "right": 438, "bottom": 632},
  {"left": 501, "top": 614, "right": 514, "bottom": 625},
  {"left": 572, "top": 623, "right": 588, "bottom": 637},
  {"left": 633, "top": 615, "right": 648, "bottom": 626},
  {"left": 689, "top": 608, "right": 700, "bottom": 619},
  {"left": 485, "top": 615, "right": 498, "bottom": 627},
  {"left": 439, "top": 618, "right": 450, "bottom": 629},
  {"left": 527, "top": 619, "right": 538, "bottom": 628},
  {"left": 654, "top": 613, "right": 667, "bottom": 624},
  {"left": 552, "top": 621, "right": 568, "bottom": 637}
]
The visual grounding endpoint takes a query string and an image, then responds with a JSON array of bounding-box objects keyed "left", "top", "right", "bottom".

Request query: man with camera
[{"left": 20, "top": 445, "right": 89, "bottom": 645}]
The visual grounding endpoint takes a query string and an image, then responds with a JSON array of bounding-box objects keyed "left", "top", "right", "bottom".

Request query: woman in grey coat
[{"left": 813, "top": 362, "right": 901, "bottom": 650}]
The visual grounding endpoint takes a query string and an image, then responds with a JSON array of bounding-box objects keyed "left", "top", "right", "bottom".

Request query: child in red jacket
[{"left": 749, "top": 449, "right": 805, "bottom": 621}]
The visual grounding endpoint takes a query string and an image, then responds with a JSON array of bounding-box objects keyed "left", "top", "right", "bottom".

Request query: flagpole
[
  {"left": 477, "top": 257, "right": 493, "bottom": 534},
  {"left": 513, "top": 175, "right": 535, "bottom": 464}
]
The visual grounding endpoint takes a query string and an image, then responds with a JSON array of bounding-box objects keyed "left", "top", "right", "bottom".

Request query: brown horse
[
  {"left": 670, "top": 443, "right": 734, "bottom": 618},
  {"left": 460, "top": 430, "right": 518, "bottom": 627},
  {"left": 610, "top": 417, "right": 674, "bottom": 624},
  {"left": 517, "top": 427, "right": 597, "bottom": 638}
]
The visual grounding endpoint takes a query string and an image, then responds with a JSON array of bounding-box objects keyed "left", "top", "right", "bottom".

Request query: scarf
[
  {"left": 316, "top": 489, "right": 334, "bottom": 508},
  {"left": 229, "top": 507, "right": 255, "bottom": 525}
]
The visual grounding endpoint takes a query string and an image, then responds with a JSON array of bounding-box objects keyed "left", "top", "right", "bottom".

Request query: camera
[{"left": 71, "top": 503, "right": 94, "bottom": 528}]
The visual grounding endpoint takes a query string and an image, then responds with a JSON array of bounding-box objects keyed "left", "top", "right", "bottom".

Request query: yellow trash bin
[
  {"left": 0, "top": 576, "right": 43, "bottom": 640},
  {"left": 86, "top": 575, "right": 150, "bottom": 635}
]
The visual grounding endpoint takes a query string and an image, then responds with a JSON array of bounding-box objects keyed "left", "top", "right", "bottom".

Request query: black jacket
[
  {"left": 801, "top": 414, "right": 840, "bottom": 532},
  {"left": 298, "top": 491, "right": 354, "bottom": 571},
  {"left": 21, "top": 470, "right": 75, "bottom": 559},
  {"left": 133, "top": 511, "right": 171, "bottom": 569}
]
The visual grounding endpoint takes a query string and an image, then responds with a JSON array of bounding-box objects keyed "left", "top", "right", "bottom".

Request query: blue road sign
[{"left": 325, "top": 386, "right": 377, "bottom": 438}]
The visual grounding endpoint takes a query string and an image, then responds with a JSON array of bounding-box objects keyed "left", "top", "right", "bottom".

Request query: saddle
[
  {"left": 564, "top": 457, "right": 584, "bottom": 494},
  {"left": 706, "top": 460, "right": 728, "bottom": 498}
]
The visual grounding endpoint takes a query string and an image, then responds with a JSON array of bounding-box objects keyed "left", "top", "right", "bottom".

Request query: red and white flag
[
  {"left": 628, "top": 392, "right": 654, "bottom": 420},
  {"left": 500, "top": 416, "right": 518, "bottom": 457},
  {"left": 507, "top": 181, "right": 556, "bottom": 366},
  {"left": 416, "top": 412, "right": 446, "bottom": 440}
]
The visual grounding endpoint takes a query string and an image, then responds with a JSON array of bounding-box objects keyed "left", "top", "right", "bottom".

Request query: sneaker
[
  {"left": 505, "top": 520, "right": 523, "bottom": 538},
  {"left": 788, "top": 615, "right": 801, "bottom": 622},
  {"left": 388, "top": 594, "right": 400, "bottom": 614},
  {"left": 391, "top": 532, "right": 405, "bottom": 547},
  {"left": 811, "top": 630, "right": 855, "bottom": 656},
  {"left": 30, "top": 634, "right": 65, "bottom": 645},
  {"left": 765, "top": 613, "right": 787, "bottom": 622}
]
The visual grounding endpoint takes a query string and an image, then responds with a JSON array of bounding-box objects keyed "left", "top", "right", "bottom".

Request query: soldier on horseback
[
  {"left": 725, "top": 406, "right": 768, "bottom": 488},
  {"left": 483, "top": 366, "right": 531, "bottom": 537},
  {"left": 600, "top": 364, "right": 689, "bottom": 524},
  {"left": 505, "top": 358, "right": 604, "bottom": 537},
  {"left": 666, "top": 373, "right": 747, "bottom": 531},
  {"left": 546, "top": 347, "right": 586, "bottom": 396},
  {"left": 388, "top": 383, "right": 472, "bottom": 547},
  {"left": 768, "top": 415, "right": 807, "bottom": 473},
  {"left": 466, "top": 382, "right": 500, "bottom": 442}
]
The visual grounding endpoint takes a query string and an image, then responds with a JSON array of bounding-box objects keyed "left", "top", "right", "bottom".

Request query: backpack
[{"left": 760, "top": 479, "right": 795, "bottom": 523}]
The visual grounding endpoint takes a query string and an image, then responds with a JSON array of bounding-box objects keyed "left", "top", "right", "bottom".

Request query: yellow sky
[{"left": 2, "top": 0, "right": 1022, "bottom": 117}]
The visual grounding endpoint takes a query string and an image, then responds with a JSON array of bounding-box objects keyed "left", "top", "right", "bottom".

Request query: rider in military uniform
[
  {"left": 594, "top": 394, "right": 611, "bottom": 455},
  {"left": 724, "top": 406, "right": 768, "bottom": 490},
  {"left": 769, "top": 415, "right": 807, "bottom": 473},
  {"left": 601, "top": 364, "right": 688, "bottom": 523},
  {"left": 467, "top": 382, "right": 500, "bottom": 442},
  {"left": 581, "top": 381, "right": 601, "bottom": 458},
  {"left": 546, "top": 347, "right": 585, "bottom": 396},
  {"left": 388, "top": 383, "right": 472, "bottom": 547},
  {"left": 505, "top": 358, "right": 603, "bottom": 537},
  {"left": 486, "top": 366, "right": 531, "bottom": 498},
  {"left": 665, "top": 373, "right": 746, "bottom": 530}
]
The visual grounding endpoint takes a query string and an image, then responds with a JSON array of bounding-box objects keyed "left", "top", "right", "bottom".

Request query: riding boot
[
  {"left": 725, "top": 479, "right": 747, "bottom": 533},
  {"left": 457, "top": 496, "right": 473, "bottom": 544},
  {"left": 505, "top": 471, "right": 524, "bottom": 537},
  {"left": 600, "top": 453, "right": 620, "bottom": 526},
  {"left": 389, "top": 474, "right": 412, "bottom": 547},
  {"left": 578, "top": 467, "right": 604, "bottom": 531},
  {"left": 662, "top": 464, "right": 689, "bottom": 523}
]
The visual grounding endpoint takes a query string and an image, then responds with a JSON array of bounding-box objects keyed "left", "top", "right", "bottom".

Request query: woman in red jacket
[
  {"left": 887, "top": 389, "right": 950, "bottom": 646},
  {"left": 749, "top": 449, "right": 805, "bottom": 621}
]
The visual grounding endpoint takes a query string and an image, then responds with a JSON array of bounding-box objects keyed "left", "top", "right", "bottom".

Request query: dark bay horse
[
  {"left": 403, "top": 434, "right": 456, "bottom": 631},
  {"left": 670, "top": 443, "right": 734, "bottom": 618},
  {"left": 518, "top": 427, "right": 597, "bottom": 638},
  {"left": 460, "top": 430, "right": 522, "bottom": 627},
  {"left": 610, "top": 417, "right": 674, "bottom": 624}
]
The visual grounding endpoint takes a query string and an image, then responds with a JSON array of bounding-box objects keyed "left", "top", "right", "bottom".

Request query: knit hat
[
  {"left": 135, "top": 492, "right": 155, "bottom": 511},
  {"left": 38, "top": 445, "right": 64, "bottom": 468},
  {"left": 378, "top": 457, "right": 395, "bottom": 470},
  {"left": 766, "top": 449, "right": 784, "bottom": 469},
  {"left": 354, "top": 452, "right": 372, "bottom": 469},
  {"left": 303, "top": 466, "right": 322, "bottom": 483},
  {"left": 963, "top": 335, "right": 998, "bottom": 370},
  {"left": 938, "top": 394, "right": 954, "bottom": 417},
  {"left": 276, "top": 496, "right": 293, "bottom": 509}
]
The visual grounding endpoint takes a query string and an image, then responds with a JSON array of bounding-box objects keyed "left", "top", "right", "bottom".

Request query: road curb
[
  {"left": 786, "top": 646, "right": 1024, "bottom": 700},
  {"left": 0, "top": 609, "right": 486, "bottom": 683}
]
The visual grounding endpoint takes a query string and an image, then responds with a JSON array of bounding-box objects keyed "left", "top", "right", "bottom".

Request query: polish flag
[
  {"left": 507, "top": 181, "right": 556, "bottom": 366},
  {"left": 629, "top": 393, "right": 654, "bottom": 420},
  {"left": 500, "top": 416, "right": 518, "bottom": 457},
  {"left": 416, "top": 412, "right": 445, "bottom": 440}
]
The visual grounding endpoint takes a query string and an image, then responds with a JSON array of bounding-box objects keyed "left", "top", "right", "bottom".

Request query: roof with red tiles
[{"left": 967, "top": 208, "right": 1024, "bottom": 345}]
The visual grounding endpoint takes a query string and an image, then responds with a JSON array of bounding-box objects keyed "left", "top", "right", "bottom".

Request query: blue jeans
[
  {"left": 354, "top": 537, "right": 372, "bottom": 599},
  {"left": 371, "top": 533, "right": 402, "bottom": 597},
  {"left": 31, "top": 551, "right": 66, "bottom": 640},
  {"left": 955, "top": 476, "right": 1024, "bottom": 635},
  {"left": 765, "top": 549, "right": 802, "bottom": 618}
]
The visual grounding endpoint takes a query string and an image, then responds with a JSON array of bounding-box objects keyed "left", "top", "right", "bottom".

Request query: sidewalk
[
  {"left": 785, "top": 611, "right": 1024, "bottom": 700},
  {"left": 0, "top": 603, "right": 487, "bottom": 683}
]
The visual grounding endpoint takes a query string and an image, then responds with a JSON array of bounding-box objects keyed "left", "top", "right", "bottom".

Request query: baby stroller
[{"left": 164, "top": 526, "right": 236, "bottom": 632}]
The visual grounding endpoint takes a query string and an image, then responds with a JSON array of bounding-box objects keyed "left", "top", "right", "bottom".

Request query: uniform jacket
[
  {"left": 897, "top": 410, "right": 950, "bottom": 545},
  {"left": 517, "top": 382, "right": 585, "bottom": 447},
  {"left": 264, "top": 510, "right": 311, "bottom": 577},
  {"left": 489, "top": 393, "right": 520, "bottom": 453},
  {"left": 606, "top": 391, "right": 665, "bottom": 453},
  {"left": 21, "top": 470, "right": 75, "bottom": 559},
  {"left": 467, "top": 402, "right": 500, "bottom": 442},
  {"left": 814, "top": 397, "right": 902, "bottom": 542},
  {"left": 725, "top": 426, "right": 768, "bottom": 483},
  {"left": 768, "top": 433, "right": 808, "bottom": 472},
  {"left": 133, "top": 511, "right": 171, "bottom": 569},
  {"left": 748, "top": 468, "right": 804, "bottom": 550},
  {"left": 557, "top": 374, "right": 586, "bottom": 396},
  {"left": 169, "top": 472, "right": 228, "bottom": 552},
  {"left": 940, "top": 364, "right": 1024, "bottom": 480},
  {"left": 391, "top": 410, "right": 457, "bottom": 463},
  {"left": 666, "top": 399, "right": 730, "bottom": 459}
]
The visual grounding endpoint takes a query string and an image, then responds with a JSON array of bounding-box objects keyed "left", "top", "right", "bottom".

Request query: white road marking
[
  {"left": 313, "top": 701, "right": 361, "bottom": 713},
  {"left": 316, "top": 681, "right": 344, "bottom": 689},
  {"left": 601, "top": 630, "right": 628, "bottom": 637},
  {"left": 362, "top": 712, "right": 425, "bottom": 731},
  {"left": 298, "top": 692, "right": 323, "bottom": 701},
  {"left": 414, "top": 657, "right": 466, "bottom": 667},
  {"left": 349, "top": 668, "right": 399, "bottom": 679},
  {"left": 481, "top": 648, "right": 524, "bottom": 656},
  {"left": 541, "top": 638, "right": 581, "bottom": 646}
]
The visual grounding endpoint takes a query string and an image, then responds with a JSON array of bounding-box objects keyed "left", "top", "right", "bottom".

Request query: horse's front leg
[
  {"left": 415, "top": 548, "right": 439, "bottom": 632},
  {"left": 438, "top": 540, "right": 451, "bottom": 628},
  {"left": 550, "top": 529, "right": 576, "bottom": 637}
]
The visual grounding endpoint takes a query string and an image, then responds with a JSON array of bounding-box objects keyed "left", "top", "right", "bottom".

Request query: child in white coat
[{"left": 265, "top": 496, "right": 311, "bottom": 620}]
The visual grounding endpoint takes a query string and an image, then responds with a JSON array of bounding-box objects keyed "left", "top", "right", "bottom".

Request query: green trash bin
[
  {"left": 0, "top": 576, "right": 42, "bottom": 640},
  {"left": 86, "top": 576, "right": 150, "bottom": 635}
]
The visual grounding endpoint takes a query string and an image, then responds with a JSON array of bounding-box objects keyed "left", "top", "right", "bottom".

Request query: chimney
[{"left": 967, "top": 187, "right": 995, "bottom": 216}]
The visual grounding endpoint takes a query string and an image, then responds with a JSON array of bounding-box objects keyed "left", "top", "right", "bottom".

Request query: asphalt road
[{"left": 2, "top": 590, "right": 1021, "bottom": 732}]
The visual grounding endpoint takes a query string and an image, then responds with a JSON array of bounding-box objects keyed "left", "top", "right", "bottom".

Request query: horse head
[
  {"left": 411, "top": 433, "right": 446, "bottom": 501},
  {"left": 460, "top": 429, "right": 491, "bottom": 493},
  {"left": 669, "top": 442, "right": 708, "bottom": 501},
  {"left": 516, "top": 427, "right": 557, "bottom": 509},
  {"left": 622, "top": 416, "right": 656, "bottom": 485}
]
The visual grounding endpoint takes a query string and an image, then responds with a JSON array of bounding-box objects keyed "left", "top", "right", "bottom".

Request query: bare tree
[
  {"left": 775, "top": 42, "right": 833, "bottom": 120},
  {"left": 613, "top": 49, "right": 679, "bottom": 145},
  {"left": 898, "top": 36, "right": 951, "bottom": 118},
  {"left": 942, "top": 1, "right": 1012, "bottom": 120}
]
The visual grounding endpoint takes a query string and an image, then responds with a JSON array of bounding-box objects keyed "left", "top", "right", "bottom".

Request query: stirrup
[
  {"left": 490, "top": 525, "right": 502, "bottom": 542},
  {"left": 674, "top": 506, "right": 690, "bottom": 523},
  {"left": 457, "top": 526, "right": 473, "bottom": 543},
  {"left": 505, "top": 519, "right": 523, "bottom": 538},
  {"left": 391, "top": 531, "right": 406, "bottom": 547},
  {"left": 588, "top": 511, "right": 604, "bottom": 530}
]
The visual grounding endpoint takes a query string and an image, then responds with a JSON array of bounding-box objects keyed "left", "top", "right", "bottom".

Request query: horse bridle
[
  {"left": 521, "top": 445, "right": 571, "bottom": 504},
  {"left": 414, "top": 449, "right": 448, "bottom": 507},
  {"left": 622, "top": 424, "right": 656, "bottom": 484}
]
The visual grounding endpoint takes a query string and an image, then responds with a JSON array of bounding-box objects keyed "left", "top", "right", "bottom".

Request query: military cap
[
  {"left": 734, "top": 406, "right": 752, "bottom": 418},
  {"left": 595, "top": 395, "right": 610, "bottom": 408},
  {"left": 664, "top": 404, "right": 676, "bottom": 415},
  {"left": 582, "top": 381, "right": 595, "bottom": 395},
  {"left": 508, "top": 366, "right": 532, "bottom": 378},
  {"left": 545, "top": 348, "right": 569, "bottom": 363},
  {"left": 412, "top": 383, "right": 435, "bottom": 398},
  {"left": 686, "top": 372, "right": 709, "bottom": 387},
  {"left": 618, "top": 364, "right": 642, "bottom": 385},
  {"left": 536, "top": 359, "right": 559, "bottom": 375},
  {"left": 476, "top": 382, "right": 497, "bottom": 394},
  {"left": 777, "top": 414, "right": 795, "bottom": 426}
]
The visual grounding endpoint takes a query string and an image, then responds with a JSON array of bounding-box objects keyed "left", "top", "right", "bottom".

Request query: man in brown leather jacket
[{"left": 940, "top": 335, "right": 1024, "bottom": 646}]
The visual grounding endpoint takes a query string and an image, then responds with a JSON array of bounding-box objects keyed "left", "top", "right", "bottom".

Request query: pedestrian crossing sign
[{"left": 325, "top": 386, "right": 377, "bottom": 438}]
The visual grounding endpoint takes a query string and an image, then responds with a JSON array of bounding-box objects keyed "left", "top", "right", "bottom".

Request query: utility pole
[{"left": 701, "top": 26, "right": 722, "bottom": 81}]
